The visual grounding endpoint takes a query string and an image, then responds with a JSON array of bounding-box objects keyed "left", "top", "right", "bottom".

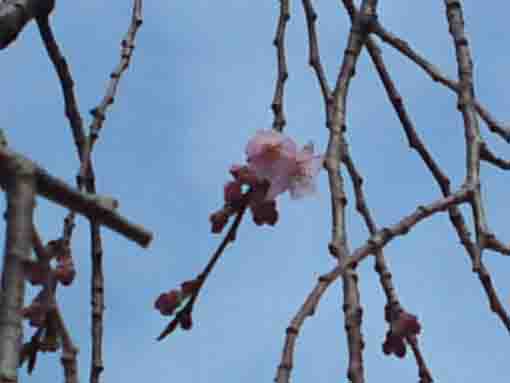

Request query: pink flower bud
[
  {"left": 209, "top": 211, "right": 229, "bottom": 233},
  {"left": 224, "top": 181, "right": 242, "bottom": 203},
  {"left": 179, "top": 312, "right": 193, "bottom": 330},
  {"left": 154, "top": 290, "right": 181, "bottom": 316}
]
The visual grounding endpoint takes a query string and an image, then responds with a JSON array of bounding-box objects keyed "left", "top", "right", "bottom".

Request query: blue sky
[{"left": 1, "top": 1, "right": 509, "bottom": 382}]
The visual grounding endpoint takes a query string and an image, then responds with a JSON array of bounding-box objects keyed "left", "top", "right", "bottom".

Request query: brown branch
[
  {"left": 85, "top": 3, "right": 143, "bottom": 381},
  {"left": 371, "top": 20, "right": 510, "bottom": 143},
  {"left": 322, "top": 2, "right": 381, "bottom": 382},
  {"left": 480, "top": 142, "right": 510, "bottom": 171},
  {"left": 342, "top": 0, "right": 510, "bottom": 334},
  {"left": 81, "top": 0, "right": 144, "bottom": 176},
  {"left": 0, "top": 0, "right": 54, "bottom": 49},
  {"left": 301, "top": 0, "right": 331, "bottom": 104},
  {"left": 406, "top": 335, "right": 433, "bottom": 383},
  {"left": 0, "top": 161, "right": 36, "bottom": 383},
  {"left": 36, "top": 15, "right": 87, "bottom": 161},
  {"left": 277, "top": 188, "right": 470, "bottom": 383},
  {"left": 89, "top": 222, "right": 104, "bottom": 383},
  {"left": 54, "top": 308, "right": 78, "bottom": 383},
  {"left": 271, "top": 0, "right": 290, "bottom": 132},
  {"left": 158, "top": 201, "right": 248, "bottom": 341},
  {"left": 277, "top": 3, "right": 380, "bottom": 382},
  {"left": 443, "top": 0, "right": 494, "bottom": 290}
]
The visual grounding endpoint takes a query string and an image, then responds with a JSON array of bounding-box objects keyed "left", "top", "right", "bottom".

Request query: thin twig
[
  {"left": 86, "top": 3, "right": 144, "bottom": 381},
  {"left": 406, "top": 335, "right": 433, "bottom": 383},
  {"left": 371, "top": 20, "right": 510, "bottom": 143},
  {"left": 342, "top": 0, "right": 510, "bottom": 333},
  {"left": 36, "top": 15, "right": 87, "bottom": 161},
  {"left": 277, "top": 188, "right": 470, "bottom": 383},
  {"left": 301, "top": 0, "right": 331, "bottom": 104},
  {"left": 158, "top": 202, "right": 248, "bottom": 341},
  {"left": 54, "top": 307, "right": 79, "bottom": 383},
  {"left": 271, "top": 0, "right": 290, "bottom": 132}
]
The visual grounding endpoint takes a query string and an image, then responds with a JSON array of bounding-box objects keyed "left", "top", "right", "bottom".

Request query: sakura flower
[
  {"left": 246, "top": 130, "right": 297, "bottom": 187},
  {"left": 288, "top": 142, "right": 324, "bottom": 199},
  {"left": 245, "top": 130, "right": 323, "bottom": 201}
]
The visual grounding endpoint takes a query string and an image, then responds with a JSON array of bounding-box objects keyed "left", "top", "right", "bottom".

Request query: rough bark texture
[{"left": 0, "top": 159, "right": 36, "bottom": 383}]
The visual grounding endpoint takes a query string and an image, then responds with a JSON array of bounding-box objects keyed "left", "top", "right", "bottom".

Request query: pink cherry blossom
[
  {"left": 246, "top": 129, "right": 297, "bottom": 184},
  {"left": 245, "top": 130, "right": 323, "bottom": 200},
  {"left": 288, "top": 143, "right": 324, "bottom": 199}
]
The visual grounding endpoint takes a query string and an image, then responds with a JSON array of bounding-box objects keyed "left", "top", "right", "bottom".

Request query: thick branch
[
  {"left": 0, "top": 0, "right": 54, "bottom": 49},
  {"left": 0, "top": 160, "right": 36, "bottom": 383},
  {"left": 0, "top": 146, "right": 152, "bottom": 247}
]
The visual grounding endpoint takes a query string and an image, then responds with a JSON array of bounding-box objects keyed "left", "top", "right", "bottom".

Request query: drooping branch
[
  {"left": 301, "top": 0, "right": 331, "bottom": 104},
  {"left": 370, "top": 20, "right": 510, "bottom": 143},
  {"left": 277, "top": 188, "right": 470, "bottom": 383},
  {"left": 342, "top": 0, "right": 510, "bottom": 333},
  {"left": 271, "top": 0, "right": 290, "bottom": 132},
  {"left": 277, "top": 2, "right": 380, "bottom": 382},
  {"left": 323, "top": 2, "right": 381, "bottom": 382},
  {"left": 36, "top": 15, "right": 87, "bottom": 161},
  {"left": 157, "top": 201, "right": 248, "bottom": 341}
]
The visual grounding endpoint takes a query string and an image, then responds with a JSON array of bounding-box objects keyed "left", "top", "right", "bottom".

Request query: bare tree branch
[
  {"left": 271, "top": 0, "right": 290, "bottom": 132},
  {"left": 0, "top": 146, "right": 152, "bottom": 247},
  {"left": 371, "top": 20, "right": 510, "bottom": 143},
  {"left": 0, "top": 0, "right": 54, "bottom": 49},
  {"left": 0, "top": 159, "right": 36, "bottom": 383}
]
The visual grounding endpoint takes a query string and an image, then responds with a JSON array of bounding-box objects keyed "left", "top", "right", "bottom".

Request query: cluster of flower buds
[
  {"left": 158, "top": 130, "right": 324, "bottom": 337},
  {"left": 210, "top": 129, "right": 323, "bottom": 233},
  {"left": 23, "top": 239, "right": 76, "bottom": 288},
  {"left": 209, "top": 165, "right": 279, "bottom": 233},
  {"left": 18, "top": 239, "right": 75, "bottom": 365},
  {"left": 154, "top": 279, "right": 201, "bottom": 330},
  {"left": 382, "top": 311, "right": 421, "bottom": 358}
]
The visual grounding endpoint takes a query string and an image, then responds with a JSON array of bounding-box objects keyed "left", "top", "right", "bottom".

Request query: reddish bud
[
  {"left": 181, "top": 279, "right": 201, "bottom": 296},
  {"left": 250, "top": 200, "right": 278, "bottom": 226},
  {"left": 54, "top": 255, "right": 76, "bottom": 286},
  {"left": 154, "top": 290, "right": 181, "bottom": 316},
  {"left": 210, "top": 211, "right": 229, "bottom": 233},
  {"left": 383, "top": 333, "right": 406, "bottom": 358},
  {"left": 224, "top": 181, "right": 243, "bottom": 203},
  {"left": 382, "top": 311, "right": 421, "bottom": 359},
  {"left": 229, "top": 164, "right": 259, "bottom": 186},
  {"left": 23, "top": 261, "right": 48, "bottom": 286},
  {"left": 391, "top": 312, "right": 421, "bottom": 337},
  {"left": 179, "top": 312, "right": 193, "bottom": 330}
]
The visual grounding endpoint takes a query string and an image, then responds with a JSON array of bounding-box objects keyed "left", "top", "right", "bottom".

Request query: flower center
[{"left": 262, "top": 143, "right": 283, "bottom": 161}]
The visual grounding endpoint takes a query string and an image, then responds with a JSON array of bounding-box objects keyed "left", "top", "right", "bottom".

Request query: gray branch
[
  {"left": 0, "top": 158, "right": 36, "bottom": 383},
  {"left": 0, "top": 146, "right": 152, "bottom": 247}
]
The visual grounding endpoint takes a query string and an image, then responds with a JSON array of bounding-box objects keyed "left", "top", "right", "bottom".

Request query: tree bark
[
  {"left": 0, "top": 0, "right": 54, "bottom": 49},
  {"left": 0, "top": 158, "right": 36, "bottom": 383}
]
